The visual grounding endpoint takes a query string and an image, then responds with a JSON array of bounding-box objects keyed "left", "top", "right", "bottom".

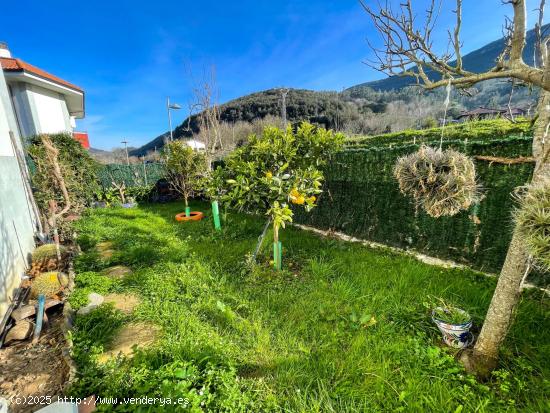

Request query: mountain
[
  {"left": 130, "top": 89, "right": 360, "bottom": 157},
  {"left": 131, "top": 25, "right": 545, "bottom": 157},
  {"left": 89, "top": 147, "right": 117, "bottom": 164},
  {"left": 347, "top": 24, "right": 546, "bottom": 93}
]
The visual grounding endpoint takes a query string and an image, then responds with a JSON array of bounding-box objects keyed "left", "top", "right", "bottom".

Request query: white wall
[
  {"left": 29, "top": 84, "right": 71, "bottom": 134},
  {"left": 0, "top": 71, "right": 36, "bottom": 319},
  {"left": 8, "top": 82, "right": 72, "bottom": 138}
]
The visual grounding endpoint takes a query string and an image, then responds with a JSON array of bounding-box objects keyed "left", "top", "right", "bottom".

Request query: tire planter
[
  {"left": 122, "top": 202, "right": 137, "bottom": 208},
  {"left": 175, "top": 211, "right": 204, "bottom": 222},
  {"left": 432, "top": 307, "right": 473, "bottom": 349}
]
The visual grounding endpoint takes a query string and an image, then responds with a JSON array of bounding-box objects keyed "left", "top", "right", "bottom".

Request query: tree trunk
[
  {"left": 460, "top": 89, "right": 550, "bottom": 377},
  {"left": 273, "top": 222, "right": 281, "bottom": 270},
  {"left": 273, "top": 223, "right": 279, "bottom": 245},
  {"left": 252, "top": 219, "right": 271, "bottom": 262},
  {"left": 184, "top": 194, "right": 190, "bottom": 217}
]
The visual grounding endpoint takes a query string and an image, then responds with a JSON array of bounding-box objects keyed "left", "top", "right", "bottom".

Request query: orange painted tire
[{"left": 175, "top": 211, "right": 204, "bottom": 222}]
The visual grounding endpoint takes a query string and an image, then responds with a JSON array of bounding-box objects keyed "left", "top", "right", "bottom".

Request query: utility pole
[
  {"left": 121, "top": 139, "right": 130, "bottom": 165},
  {"left": 280, "top": 88, "right": 289, "bottom": 127}
]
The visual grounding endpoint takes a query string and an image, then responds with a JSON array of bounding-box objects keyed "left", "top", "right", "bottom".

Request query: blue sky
[{"left": 2, "top": 1, "right": 546, "bottom": 149}]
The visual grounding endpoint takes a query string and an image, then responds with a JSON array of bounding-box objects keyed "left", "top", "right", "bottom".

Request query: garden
[
  {"left": 6, "top": 120, "right": 549, "bottom": 412},
  {"left": 68, "top": 202, "right": 549, "bottom": 412}
]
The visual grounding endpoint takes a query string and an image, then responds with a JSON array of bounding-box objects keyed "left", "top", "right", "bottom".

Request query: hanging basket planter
[
  {"left": 175, "top": 211, "right": 204, "bottom": 222},
  {"left": 394, "top": 146, "right": 480, "bottom": 218}
]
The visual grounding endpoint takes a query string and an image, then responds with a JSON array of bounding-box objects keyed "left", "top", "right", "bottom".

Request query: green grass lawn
[{"left": 69, "top": 201, "right": 550, "bottom": 412}]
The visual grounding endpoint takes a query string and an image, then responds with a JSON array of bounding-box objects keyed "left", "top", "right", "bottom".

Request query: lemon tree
[{"left": 217, "top": 122, "right": 344, "bottom": 269}]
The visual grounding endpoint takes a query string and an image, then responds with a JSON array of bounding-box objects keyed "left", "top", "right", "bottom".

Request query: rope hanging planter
[
  {"left": 394, "top": 146, "right": 481, "bottom": 217},
  {"left": 393, "top": 79, "right": 481, "bottom": 218}
]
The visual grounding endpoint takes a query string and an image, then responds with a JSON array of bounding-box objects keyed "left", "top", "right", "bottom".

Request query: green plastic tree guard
[
  {"left": 273, "top": 241, "right": 282, "bottom": 270},
  {"left": 211, "top": 201, "right": 221, "bottom": 230},
  {"left": 185, "top": 206, "right": 191, "bottom": 217}
]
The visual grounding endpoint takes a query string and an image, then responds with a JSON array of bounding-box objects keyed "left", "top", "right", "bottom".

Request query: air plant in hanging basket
[
  {"left": 394, "top": 146, "right": 481, "bottom": 218},
  {"left": 515, "top": 178, "right": 550, "bottom": 271}
]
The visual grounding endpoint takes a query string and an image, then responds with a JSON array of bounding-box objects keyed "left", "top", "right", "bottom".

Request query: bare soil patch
[{"left": 0, "top": 312, "right": 69, "bottom": 413}]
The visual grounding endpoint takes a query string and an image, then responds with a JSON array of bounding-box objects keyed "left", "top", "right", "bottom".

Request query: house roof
[
  {"left": 457, "top": 107, "right": 526, "bottom": 118},
  {"left": 0, "top": 57, "right": 83, "bottom": 92}
]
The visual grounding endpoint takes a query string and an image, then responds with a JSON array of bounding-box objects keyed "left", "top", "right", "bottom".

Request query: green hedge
[
  {"left": 345, "top": 119, "right": 533, "bottom": 149},
  {"left": 294, "top": 133, "right": 539, "bottom": 281},
  {"left": 97, "top": 163, "right": 165, "bottom": 189}
]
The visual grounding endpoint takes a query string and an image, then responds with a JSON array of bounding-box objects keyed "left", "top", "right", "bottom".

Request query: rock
[
  {"left": 96, "top": 241, "right": 115, "bottom": 260},
  {"left": 96, "top": 241, "right": 113, "bottom": 252},
  {"left": 102, "top": 265, "right": 132, "bottom": 279},
  {"left": 98, "top": 249, "right": 114, "bottom": 260},
  {"left": 104, "top": 293, "right": 140, "bottom": 314},
  {"left": 5, "top": 320, "right": 34, "bottom": 343},
  {"left": 98, "top": 322, "right": 160, "bottom": 363},
  {"left": 87, "top": 292, "right": 104, "bottom": 306},
  {"left": 77, "top": 305, "right": 97, "bottom": 316},
  {"left": 76, "top": 293, "right": 104, "bottom": 316},
  {"left": 11, "top": 299, "right": 62, "bottom": 322}
]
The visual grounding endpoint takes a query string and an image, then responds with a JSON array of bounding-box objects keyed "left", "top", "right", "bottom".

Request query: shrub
[
  {"left": 346, "top": 119, "right": 533, "bottom": 149},
  {"left": 162, "top": 142, "right": 208, "bottom": 211},
  {"left": 515, "top": 178, "right": 550, "bottom": 270},
  {"left": 27, "top": 133, "right": 99, "bottom": 214}
]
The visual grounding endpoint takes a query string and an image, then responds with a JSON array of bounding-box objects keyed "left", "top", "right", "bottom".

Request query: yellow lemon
[{"left": 289, "top": 188, "right": 300, "bottom": 198}]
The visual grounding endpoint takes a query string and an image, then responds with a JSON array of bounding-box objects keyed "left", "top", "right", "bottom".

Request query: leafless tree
[
  {"left": 362, "top": 0, "right": 550, "bottom": 377},
  {"left": 189, "top": 65, "right": 222, "bottom": 169}
]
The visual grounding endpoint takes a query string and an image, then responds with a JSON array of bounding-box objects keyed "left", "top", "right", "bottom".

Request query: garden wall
[{"left": 294, "top": 134, "right": 537, "bottom": 279}]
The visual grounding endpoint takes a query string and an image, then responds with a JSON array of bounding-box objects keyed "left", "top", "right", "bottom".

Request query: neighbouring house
[
  {"left": 0, "top": 43, "right": 89, "bottom": 148},
  {"left": 184, "top": 139, "right": 206, "bottom": 151},
  {"left": 456, "top": 106, "right": 527, "bottom": 121},
  {"left": 0, "top": 43, "right": 87, "bottom": 322}
]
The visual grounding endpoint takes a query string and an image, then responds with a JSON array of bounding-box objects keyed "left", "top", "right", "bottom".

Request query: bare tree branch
[
  {"left": 535, "top": 0, "right": 547, "bottom": 67},
  {"left": 188, "top": 65, "right": 222, "bottom": 168},
  {"left": 451, "top": 0, "right": 463, "bottom": 71},
  {"left": 508, "top": 0, "right": 527, "bottom": 62},
  {"left": 361, "top": 0, "right": 550, "bottom": 92}
]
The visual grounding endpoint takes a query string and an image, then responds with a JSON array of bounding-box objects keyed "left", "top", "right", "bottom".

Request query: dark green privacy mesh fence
[
  {"left": 294, "top": 135, "right": 535, "bottom": 277},
  {"left": 97, "top": 163, "right": 165, "bottom": 189}
]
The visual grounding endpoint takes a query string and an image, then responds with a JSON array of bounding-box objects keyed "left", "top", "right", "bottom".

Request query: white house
[
  {"left": 0, "top": 43, "right": 86, "bottom": 141},
  {"left": 184, "top": 138, "right": 206, "bottom": 151},
  {"left": 0, "top": 43, "right": 87, "bottom": 322}
]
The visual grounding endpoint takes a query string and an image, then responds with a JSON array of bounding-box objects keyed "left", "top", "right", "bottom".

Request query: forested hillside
[{"left": 130, "top": 25, "right": 546, "bottom": 157}]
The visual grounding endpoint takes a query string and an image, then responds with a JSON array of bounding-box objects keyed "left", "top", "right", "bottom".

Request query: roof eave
[{"left": 4, "top": 70, "right": 85, "bottom": 118}]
